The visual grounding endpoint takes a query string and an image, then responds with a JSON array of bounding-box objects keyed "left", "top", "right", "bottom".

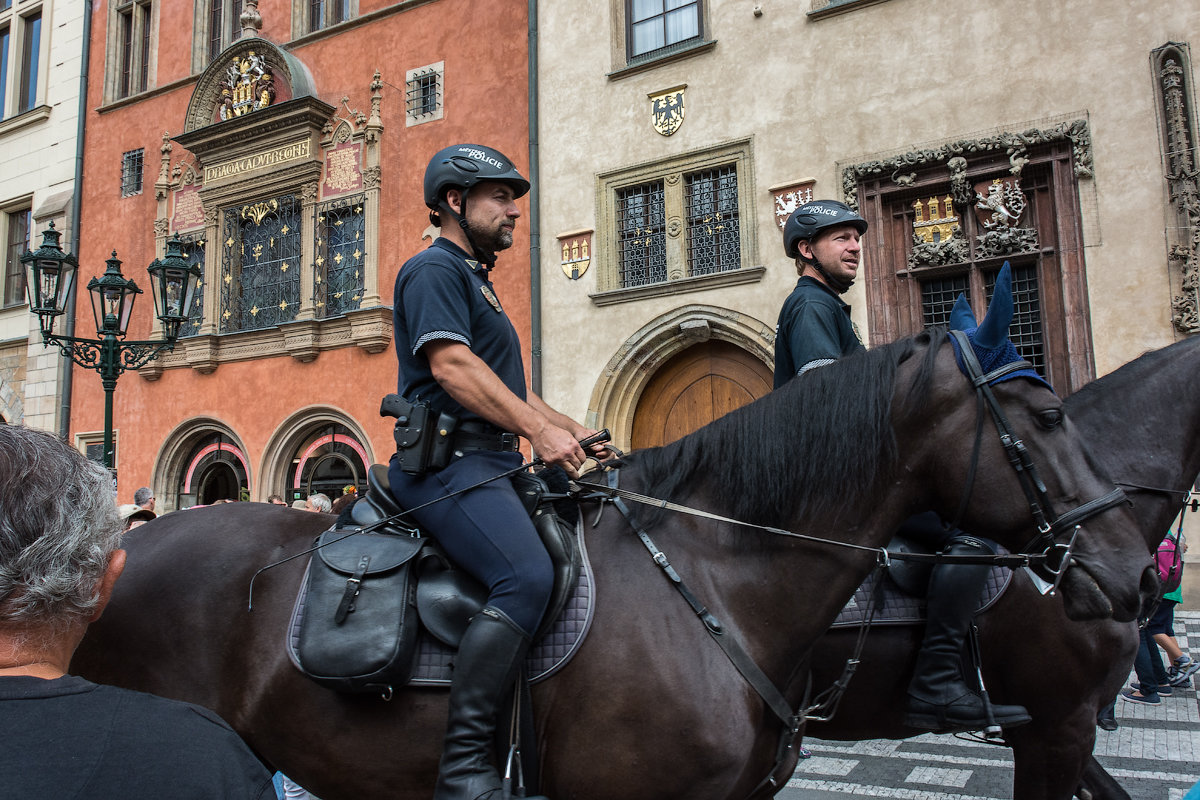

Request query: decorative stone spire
[{"left": 240, "top": 0, "right": 263, "bottom": 38}]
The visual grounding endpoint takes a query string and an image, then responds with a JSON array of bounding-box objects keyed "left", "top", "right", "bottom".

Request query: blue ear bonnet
[{"left": 947, "top": 262, "right": 1054, "bottom": 392}]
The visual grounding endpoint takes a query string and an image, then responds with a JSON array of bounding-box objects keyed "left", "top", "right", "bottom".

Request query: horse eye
[{"left": 1035, "top": 409, "right": 1063, "bottom": 430}]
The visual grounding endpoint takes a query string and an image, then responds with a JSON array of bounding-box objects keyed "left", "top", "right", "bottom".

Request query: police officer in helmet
[
  {"left": 391, "top": 144, "right": 605, "bottom": 800},
  {"left": 775, "top": 200, "right": 1029, "bottom": 733}
]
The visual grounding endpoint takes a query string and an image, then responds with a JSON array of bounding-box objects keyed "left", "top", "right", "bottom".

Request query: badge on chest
[{"left": 480, "top": 285, "right": 503, "bottom": 313}]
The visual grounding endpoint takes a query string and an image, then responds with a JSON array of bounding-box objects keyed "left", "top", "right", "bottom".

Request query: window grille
[
  {"left": 175, "top": 232, "right": 206, "bottom": 337},
  {"left": 684, "top": 165, "right": 739, "bottom": 276},
  {"left": 121, "top": 149, "right": 144, "bottom": 197},
  {"left": 616, "top": 181, "right": 667, "bottom": 287},
  {"left": 220, "top": 196, "right": 301, "bottom": 332},
  {"left": 313, "top": 194, "right": 366, "bottom": 319},
  {"left": 405, "top": 64, "right": 443, "bottom": 124}
]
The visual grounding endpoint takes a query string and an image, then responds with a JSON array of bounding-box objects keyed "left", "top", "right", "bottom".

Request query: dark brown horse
[
  {"left": 73, "top": 325, "right": 1151, "bottom": 800},
  {"left": 807, "top": 334, "right": 1200, "bottom": 800}
]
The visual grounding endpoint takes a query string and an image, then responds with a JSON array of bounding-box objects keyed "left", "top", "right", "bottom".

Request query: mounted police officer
[
  {"left": 389, "top": 143, "right": 603, "bottom": 800},
  {"left": 775, "top": 199, "right": 1030, "bottom": 733}
]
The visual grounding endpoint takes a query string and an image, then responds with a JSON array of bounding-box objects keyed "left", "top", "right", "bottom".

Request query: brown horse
[
  {"left": 72, "top": 324, "right": 1152, "bottom": 800},
  {"left": 807, "top": 335, "right": 1200, "bottom": 800}
]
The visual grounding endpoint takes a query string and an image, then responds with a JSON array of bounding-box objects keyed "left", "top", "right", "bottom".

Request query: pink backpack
[{"left": 1157, "top": 536, "right": 1184, "bottom": 594}]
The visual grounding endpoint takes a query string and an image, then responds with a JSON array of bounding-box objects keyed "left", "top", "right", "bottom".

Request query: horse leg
[
  {"left": 1006, "top": 712, "right": 1095, "bottom": 800},
  {"left": 1076, "top": 754, "right": 1132, "bottom": 800}
]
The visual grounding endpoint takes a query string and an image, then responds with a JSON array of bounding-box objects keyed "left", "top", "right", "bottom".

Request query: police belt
[{"left": 451, "top": 421, "right": 520, "bottom": 454}]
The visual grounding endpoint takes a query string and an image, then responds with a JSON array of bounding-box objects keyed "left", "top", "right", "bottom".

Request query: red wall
[{"left": 74, "top": 0, "right": 530, "bottom": 500}]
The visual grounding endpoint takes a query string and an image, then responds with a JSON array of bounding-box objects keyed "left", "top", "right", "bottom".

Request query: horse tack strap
[
  {"left": 334, "top": 554, "right": 371, "bottom": 624},
  {"left": 605, "top": 471, "right": 801, "bottom": 734}
]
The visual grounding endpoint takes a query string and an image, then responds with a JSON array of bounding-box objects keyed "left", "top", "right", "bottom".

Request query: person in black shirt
[{"left": 0, "top": 425, "right": 273, "bottom": 799}]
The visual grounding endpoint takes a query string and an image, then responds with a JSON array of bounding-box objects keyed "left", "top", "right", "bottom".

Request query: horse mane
[
  {"left": 622, "top": 327, "right": 945, "bottom": 529},
  {"left": 1066, "top": 335, "right": 1200, "bottom": 418}
]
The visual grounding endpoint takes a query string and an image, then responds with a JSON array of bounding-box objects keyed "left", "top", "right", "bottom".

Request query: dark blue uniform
[
  {"left": 388, "top": 238, "right": 552, "bottom": 635},
  {"left": 773, "top": 275, "right": 864, "bottom": 389}
]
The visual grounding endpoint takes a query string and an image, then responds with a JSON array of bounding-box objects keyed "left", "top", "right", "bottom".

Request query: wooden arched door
[{"left": 631, "top": 340, "right": 773, "bottom": 450}]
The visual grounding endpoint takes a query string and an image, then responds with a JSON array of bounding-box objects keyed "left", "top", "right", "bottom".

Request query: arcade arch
[
  {"left": 587, "top": 304, "right": 775, "bottom": 451},
  {"left": 260, "top": 407, "right": 374, "bottom": 505},
  {"left": 153, "top": 417, "right": 251, "bottom": 511}
]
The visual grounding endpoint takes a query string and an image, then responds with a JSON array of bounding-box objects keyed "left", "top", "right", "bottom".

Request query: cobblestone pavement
[{"left": 778, "top": 612, "right": 1200, "bottom": 800}]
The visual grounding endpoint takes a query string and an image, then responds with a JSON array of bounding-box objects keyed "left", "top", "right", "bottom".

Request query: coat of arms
[
  {"left": 650, "top": 86, "right": 686, "bottom": 136},
  {"left": 974, "top": 178, "right": 1027, "bottom": 230},
  {"left": 218, "top": 51, "right": 276, "bottom": 121},
  {"left": 559, "top": 232, "right": 592, "bottom": 279}
]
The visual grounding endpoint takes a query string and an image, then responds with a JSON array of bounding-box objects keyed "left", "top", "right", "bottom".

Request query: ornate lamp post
[{"left": 22, "top": 223, "right": 200, "bottom": 471}]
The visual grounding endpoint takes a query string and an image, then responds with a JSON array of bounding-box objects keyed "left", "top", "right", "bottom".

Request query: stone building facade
[
  {"left": 0, "top": 0, "right": 86, "bottom": 432},
  {"left": 69, "top": 0, "right": 530, "bottom": 507},
  {"left": 534, "top": 0, "right": 1200, "bottom": 456}
]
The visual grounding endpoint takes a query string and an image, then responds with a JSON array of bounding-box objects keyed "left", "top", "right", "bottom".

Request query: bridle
[{"left": 947, "top": 329, "right": 1127, "bottom": 584}]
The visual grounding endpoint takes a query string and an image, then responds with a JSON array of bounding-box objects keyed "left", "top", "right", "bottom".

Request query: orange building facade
[{"left": 70, "top": 0, "right": 530, "bottom": 508}]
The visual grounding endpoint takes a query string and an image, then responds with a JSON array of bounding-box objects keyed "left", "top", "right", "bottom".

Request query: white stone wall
[
  {"left": 0, "top": 0, "right": 85, "bottom": 433},
  {"left": 535, "top": 0, "right": 1200, "bottom": 424}
]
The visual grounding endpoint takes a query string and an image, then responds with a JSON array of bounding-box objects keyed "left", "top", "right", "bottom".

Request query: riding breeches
[{"left": 387, "top": 450, "right": 554, "bottom": 637}]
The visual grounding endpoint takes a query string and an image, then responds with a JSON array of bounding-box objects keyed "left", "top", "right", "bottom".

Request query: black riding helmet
[
  {"left": 423, "top": 144, "right": 530, "bottom": 266},
  {"left": 782, "top": 200, "right": 868, "bottom": 259},
  {"left": 423, "top": 144, "right": 530, "bottom": 211}
]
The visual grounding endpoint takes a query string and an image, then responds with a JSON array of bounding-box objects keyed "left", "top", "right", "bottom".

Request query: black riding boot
[
  {"left": 904, "top": 538, "right": 1031, "bottom": 733},
  {"left": 435, "top": 606, "right": 549, "bottom": 800}
]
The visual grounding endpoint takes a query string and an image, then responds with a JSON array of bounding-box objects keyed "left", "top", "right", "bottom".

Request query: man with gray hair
[
  {"left": 304, "top": 492, "right": 332, "bottom": 513},
  {"left": 133, "top": 486, "right": 155, "bottom": 511},
  {"left": 0, "top": 425, "right": 274, "bottom": 798}
]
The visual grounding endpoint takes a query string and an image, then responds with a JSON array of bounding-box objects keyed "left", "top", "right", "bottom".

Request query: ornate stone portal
[{"left": 1154, "top": 44, "right": 1200, "bottom": 335}]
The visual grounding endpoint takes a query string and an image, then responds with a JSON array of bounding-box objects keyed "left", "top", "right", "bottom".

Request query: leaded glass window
[
  {"left": 314, "top": 194, "right": 365, "bottom": 319},
  {"left": 616, "top": 181, "right": 666, "bottom": 287},
  {"left": 220, "top": 195, "right": 300, "bottom": 332},
  {"left": 685, "top": 165, "right": 739, "bottom": 277},
  {"left": 175, "top": 232, "right": 206, "bottom": 337}
]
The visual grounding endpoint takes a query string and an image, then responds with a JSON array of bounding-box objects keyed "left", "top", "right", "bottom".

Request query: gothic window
[
  {"left": 615, "top": 181, "right": 667, "bottom": 287},
  {"left": 684, "top": 165, "right": 740, "bottom": 277},
  {"left": 175, "top": 232, "right": 206, "bottom": 337},
  {"left": 313, "top": 194, "right": 365, "bottom": 319},
  {"left": 848, "top": 124, "right": 1094, "bottom": 391},
  {"left": 220, "top": 195, "right": 301, "bottom": 332},
  {"left": 598, "top": 140, "right": 756, "bottom": 300}
]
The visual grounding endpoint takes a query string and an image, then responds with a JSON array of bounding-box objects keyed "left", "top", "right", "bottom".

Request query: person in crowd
[
  {"left": 304, "top": 493, "right": 332, "bottom": 513},
  {"left": 0, "top": 425, "right": 274, "bottom": 798},
  {"left": 132, "top": 487, "right": 155, "bottom": 512},
  {"left": 116, "top": 503, "right": 155, "bottom": 532}
]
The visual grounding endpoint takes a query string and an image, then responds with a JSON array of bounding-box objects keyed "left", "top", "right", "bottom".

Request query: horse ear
[
  {"left": 949, "top": 293, "right": 976, "bottom": 332},
  {"left": 975, "top": 262, "right": 1014, "bottom": 349}
]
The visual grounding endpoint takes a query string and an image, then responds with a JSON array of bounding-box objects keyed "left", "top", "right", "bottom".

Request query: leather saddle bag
[{"left": 288, "top": 527, "right": 424, "bottom": 695}]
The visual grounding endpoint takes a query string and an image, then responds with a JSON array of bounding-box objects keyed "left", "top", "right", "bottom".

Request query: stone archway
[
  {"left": 587, "top": 304, "right": 775, "bottom": 452},
  {"left": 151, "top": 417, "right": 249, "bottom": 512},
  {"left": 260, "top": 406, "right": 374, "bottom": 504}
]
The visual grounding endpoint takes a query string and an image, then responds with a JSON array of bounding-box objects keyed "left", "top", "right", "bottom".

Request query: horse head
[{"left": 917, "top": 262, "right": 1152, "bottom": 622}]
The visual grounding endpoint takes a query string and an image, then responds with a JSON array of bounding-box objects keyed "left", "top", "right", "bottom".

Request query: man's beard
[{"left": 466, "top": 218, "right": 514, "bottom": 253}]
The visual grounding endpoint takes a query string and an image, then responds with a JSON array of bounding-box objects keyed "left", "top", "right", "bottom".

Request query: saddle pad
[
  {"left": 409, "top": 518, "right": 596, "bottom": 686},
  {"left": 829, "top": 556, "right": 1013, "bottom": 629}
]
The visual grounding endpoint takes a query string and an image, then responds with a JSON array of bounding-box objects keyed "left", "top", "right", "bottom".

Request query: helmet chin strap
[
  {"left": 442, "top": 190, "right": 497, "bottom": 269},
  {"left": 802, "top": 256, "right": 853, "bottom": 294}
]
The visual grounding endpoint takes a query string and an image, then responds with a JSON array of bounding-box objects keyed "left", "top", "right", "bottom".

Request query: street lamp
[{"left": 22, "top": 223, "right": 200, "bottom": 472}]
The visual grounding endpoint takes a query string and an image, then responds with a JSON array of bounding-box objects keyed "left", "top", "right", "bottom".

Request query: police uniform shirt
[
  {"left": 773, "top": 275, "right": 864, "bottom": 389},
  {"left": 393, "top": 238, "right": 526, "bottom": 423}
]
